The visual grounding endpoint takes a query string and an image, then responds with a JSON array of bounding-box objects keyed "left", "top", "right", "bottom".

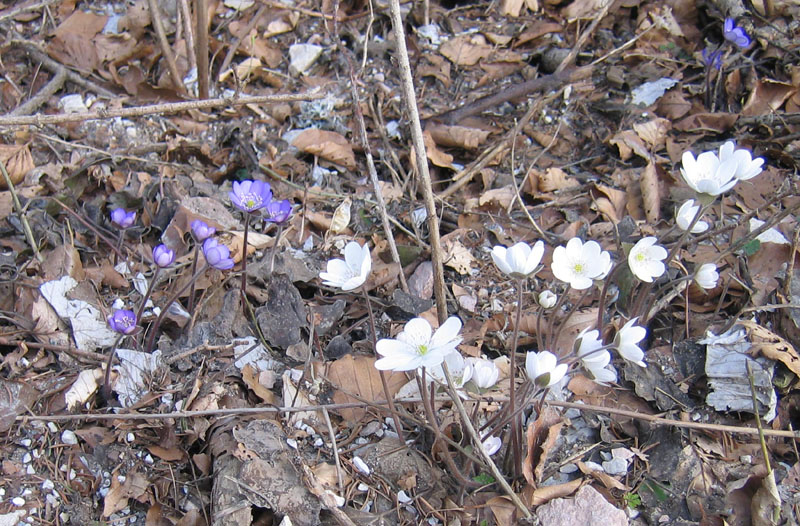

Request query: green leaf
[
  {"left": 473, "top": 473, "right": 495, "bottom": 485},
  {"left": 624, "top": 492, "right": 641, "bottom": 509},
  {"left": 641, "top": 479, "right": 669, "bottom": 502},
  {"left": 743, "top": 239, "right": 761, "bottom": 256}
]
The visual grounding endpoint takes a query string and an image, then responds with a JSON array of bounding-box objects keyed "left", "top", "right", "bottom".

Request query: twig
[
  {"left": 554, "top": 0, "right": 614, "bottom": 74},
  {"left": 0, "top": 0, "right": 60, "bottom": 22},
  {"left": 9, "top": 66, "right": 66, "bottom": 116},
  {"left": 219, "top": 5, "right": 268, "bottom": 82},
  {"left": 0, "top": 90, "right": 323, "bottom": 126},
  {"left": 388, "top": 0, "right": 447, "bottom": 322},
  {"left": 178, "top": 0, "right": 197, "bottom": 74},
  {"left": 196, "top": 0, "right": 209, "bottom": 98},
  {"left": 147, "top": 0, "right": 188, "bottom": 95},
  {"left": 0, "top": 160, "right": 42, "bottom": 262}
]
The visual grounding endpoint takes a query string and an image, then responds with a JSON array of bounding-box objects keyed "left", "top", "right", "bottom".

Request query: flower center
[
  {"left": 635, "top": 252, "right": 646, "bottom": 262},
  {"left": 573, "top": 263, "right": 583, "bottom": 273},
  {"left": 418, "top": 344, "right": 429, "bottom": 355},
  {"left": 121, "top": 316, "right": 133, "bottom": 327},
  {"left": 242, "top": 194, "right": 262, "bottom": 209}
]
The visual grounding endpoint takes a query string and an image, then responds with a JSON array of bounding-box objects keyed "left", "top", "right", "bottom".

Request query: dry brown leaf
[
  {"left": 0, "top": 143, "right": 34, "bottom": 187},
  {"left": 441, "top": 230, "right": 477, "bottom": 275},
  {"left": 47, "top": 10, "right": 107, "bottom": 72},
  {"left": 523, "top": 407, "right": 564, "bottom": 486},
  {"left": 483, "top": 32, "right": 513, "bottom": 46},
  {"left": 147, "top": 445, "right": 186, "bottom": 462},
  {"left": 291, "top": 129, "right": 356, "bottom": 169},
  {"left": 426, "top": 123, "right": 491, "bottom": 150},
  {"left": 326, "top": 354, "right": 406, "bottom": 421},
  {"left": 418, "top": 53, "right": 451, "bottom": 87},
  {"left": 609, "top": 130, "right": 651, "bottom": 161},
  {"left": 738, "top": 320, "right": 800, "bottom": 377},
  {"left": 656, "top": 89, "right": 692, "bottom": 120},
  {"left": 534, "top": 167, "right": 579, "bottom": 194},
  {"left": 577, "top": 460, "right": 629, "bottom": 491},
  {"left": 522, "top": 478, "right": 582, "bottom": 507},
  {"left": 439, "top": 34, "right": 493, "bottom": 66},
  {"left": 741, "top": 79, "right": 797, "bottom": 117},
  {"left": 422, "top": 129, "right": 455, "bottom": 169},
  {"left": 640, "top": 161, "right": 661, "bottom": 223},
  {"left": 501, "top": 0, "right": 525, "bottom": 16},
  {"left": 673, "top": 112, "right": 738, "bottom": 133},
  {"left": 633, "top": 118, "right": 671, "bottom": 151},
  {"left": 514, "top": 21, "right": 562, "bottom": 47},
  {"left": 486, "top": 495, "right": 517, "bottom": 526},
  {"left": 242, "top": 363, "right": 279, "bottom": 404},
  {"left": 563, "top": 0, "right": 609, "bottom": 19},
  {"left": 0, "top": 380, "right": 37, "bottom": 434},
  {"left": 479, "top": 186, "right": 516, "bottom": 209},
  {"left": 103, "top": 470, "right": 149, "bottom": 517},
  {"left": 593, "top": 184, "right": 627, "bottom": 223}
]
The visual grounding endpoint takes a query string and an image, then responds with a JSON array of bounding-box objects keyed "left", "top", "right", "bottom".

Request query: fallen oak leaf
[{"left": 291, "top": 129, "right": 356, "bottom": 169}]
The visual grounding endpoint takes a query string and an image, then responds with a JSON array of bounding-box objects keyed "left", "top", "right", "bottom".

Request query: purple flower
[
  {"left": 191, "top": 219, "right": 216, "bottom": 242},
  {"left": 202, "top": 238, "right": 235, "bottom": 270},
  {"left": 264, "top": 199, "right": 292, "bottom": 224},
  {"left": 723, "top": 18, "right": 751, "bottom": 49},
  {"left": 229, "top": 180, "right": 272, "bottom": 213},
  {"left": 702, "top": 47, "right": 722, "bottom": 71},
  {"left": 152, "top": 244, "right": 175, "bottom": 268},
  {"left": 111, "top": 208, "right": 136, "bottom": 229},
  {"left": 108, "top": 309, "right": 137, "bottom": 335}
]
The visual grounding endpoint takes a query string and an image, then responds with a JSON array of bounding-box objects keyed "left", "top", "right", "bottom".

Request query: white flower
[
  {"left": 482, "top": 436, "right": 502, "bottom": 456},
  {"left": 551, "top": 238, "right": 611, "bottom": 290},
  {"left": 375, "top": 317, "right": 462, "bottom": 372},
  {"left": 587, "top": 364, "right": 618, "bottom": 384},
  {"left": 525, "top": 351, "right": 567, "bottom": 387},
  {"left": 575, "top": 329, "right": 609, "bottom": 370},
  {"left": 695, "top": 263, "right": 719, "bottom": 290},
  {"left": 718, "top": 141, "right": 764, "bottom": 181},
  {"left": 319, "top": 241, "right": 372, "bottom": 291},
  {"left": 467, "top": 358, "right": 500, "bottom": 389},
  {"left": 538, "top": 290, "right": 557, "bottom": 309},
  {"left": 628, "top": 237, "right": 667, "bottom": 283},
  {"left": 680, "top": 149, "right": 739, "bottom": 196},
  {"left": 614, "top": 318, "right": 647, "bottom": 367},
  {"left": 491, "top": 241, "right": 545, "bottom": 279},
  {"left": 428, "top": 350, "right": 472, "bottom": 388},
  {"left": 676, "top": 200, "right": 709, "bottom": 233}
]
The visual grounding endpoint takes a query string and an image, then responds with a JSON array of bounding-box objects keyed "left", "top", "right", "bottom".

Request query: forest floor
[{"left": 1, "top": 0, "right": 800, "bottom": 525}]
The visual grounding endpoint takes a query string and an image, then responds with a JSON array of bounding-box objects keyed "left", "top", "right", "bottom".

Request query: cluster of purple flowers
[
  {"left": 229, "top": 179, "right": 292, "bottom": 225},
  {"left": 701, "top": 18, "right": 751, "bottom": 73}
]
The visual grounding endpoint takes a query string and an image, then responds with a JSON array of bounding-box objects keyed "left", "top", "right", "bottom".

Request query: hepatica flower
[
  {"left": 374, "top": 317, "right": 462, "bottom": 372},
  {"left": 202, "top": 238, "right": 235, "bottom": 270},
  {"left": 108, "top": 309, "right": 137, "bottom": 335},
  {"left": 702, "top": 47, "right": 722, "bottom": 71},
  {"left": 718, "top": 141, "right": 764, "bottom": 181},
  {"left": 319, "top": 241, "right": 372, "bottom": 291},
  {"left": 482, "top": 436, "right": 502, "bottom": 456},
  {"left": 551, "top": 238, "right": 611, "bottom": 290},
  {"left": 695, "top": 263, "right": 719, "bottom": 290},
  {"left": 680, "top": 148, "right": 739, "bottom": 197},
  {"left": 265, "top": 199, "right": 292, "bottom": 224},
  {"left": 491, "top": 241, "right": 545, "bottom": 279},
  {"left": 538, "top": 290, "right": 557, "bottom": 309},
  {"left": 628, "top": 237, "right": 667, "bottom": 283},
  {"left": 575, "top": 328, "right": 609, "bottom": 370},
  {"left": 614, "top": 318, "right": 647, "bottom": 367},
  {"left": 152, "top": 244, "right": 175, "bottom": 268},
  {"left": 676, "top": 200, "right": 709, "bottom": 233},
  {"left": 525, "top": 350, "right": 567, "bottom": 388},
  {"left": 723, "top": 18, "right": 751, "bottom": 49},
  {"left": 111, "top": 208, "right": 136, "bottom": 229},
  {"left": 191, "top": 219, "right": 216, "bottom": 242},
  {"left": 467, "top": 358, "right": 500, "bottom": 389},
  {"left": 229, "top": 179, "right": 272, "bottom": 213}
]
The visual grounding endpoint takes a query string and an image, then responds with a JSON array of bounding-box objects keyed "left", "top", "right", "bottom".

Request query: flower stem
[
  {"left": 507, "top": 279, "right": 524, "bottom": 478},
  {"left": 135, "top": 266, "right": 161, "bottom": 322},
  {"left": 267, "top": 223, "right": 285, "bottom": 276},
  {"left": 241, "top": 214, "right": 251, "bottom": 311},
  {"left": 361, "top": 286, "right": 405, "bottom": 443},
  {"left": 187, "top": 244, "right": 200, "bottom": 314},
  {"left": 101, "top": 334, "right": 125, "bottom": 401},
  {"left": 146, "top": 263, "right": 209, "bottom": 353}
]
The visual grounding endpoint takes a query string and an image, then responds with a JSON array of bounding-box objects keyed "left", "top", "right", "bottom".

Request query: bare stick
[
  {"left": 0, "top": 90, "right": 323, "bottom": 127},
  {"left": 0, "top": 0, "right": 60, "bottom": 22},
  {"left": 178, "top": 0, "right": 197, "bottom": 73},
  {"left": 219, "top": 5, "right": 267, "bottom": 81},
  {"left": 388, "top": 0, "right": 447, "bottom": 322},
  {"left": 0, "top": 162, "right": 41, "bottom": 262},
  {"left": 195, "top": 0, "right": 210, "bottom": 98},
  {"left": 147, "top": 0, "right": 187, "bottom": 95},
  {"left": 9, "top": 67, "right": 66, "bottom": 116}
]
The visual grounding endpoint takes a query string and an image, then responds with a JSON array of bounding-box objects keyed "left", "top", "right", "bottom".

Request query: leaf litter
[{"left": 0, "top": 1, "right": 799, "bottom": 525}]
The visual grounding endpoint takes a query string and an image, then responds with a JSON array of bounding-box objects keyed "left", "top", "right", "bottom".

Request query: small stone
[
  {"left": 61, "top": 430, "right": 78, "bottom": 445},
  {"left": 602, "top": 457, "right": 629, "bottom": 476},
  {"left": 26, "top": 465, "right": 35, "bottom": 475},
  {"left": 352, "top": 456, "right": 371, "bottom": 476},
  {"left": 559, "top": 463, "right": 578, "bottom": 474},
  {"left": 535, "top": 485, "right": 627, "bottom": 526},
  {"left": 42, "top": 480, "right": 54, "bottom": 491},
  {"left": 289, "top": 44, "right": 323, "bottom": 76},
  {"left": 19, "top": 439, "right": 32, "bottom": 447},
  {"left": 12, "top": 497, "right": 25, "bottom": 506},
  {"left": 22, "top": 453, "right": 31, "bottom": 464}
]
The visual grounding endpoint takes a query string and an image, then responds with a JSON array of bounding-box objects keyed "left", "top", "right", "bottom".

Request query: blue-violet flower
[
  {"left": 229, "top": 180, "right": 272, "bottom": 213},
  {"left": 111, "top": 208, "right": 136, "bottom": 229},
  {"left": 264, "top": 199, "right": 292, "bottom": 224},
  {"left": 723, "top": 18, "right": 751, "bottom": 49},
  {"left": 191, "top": 219, "right": 216, "bottom": 242},
  {"left": 152, "top": 244, "right": 175, "bottom": 268},
  {"left": 108, "top": 309, "right": 138, "bottom": 335},
  {"left": 202, "top": 238, "right": 235, "bottom": 270},
  {"left": 702, "top": 47, "right": 722, "bottom": 70}
]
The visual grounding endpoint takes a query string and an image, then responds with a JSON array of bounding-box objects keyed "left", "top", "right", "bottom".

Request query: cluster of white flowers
[{"left": 680, "top": 140, "right": 763, "bottom": 197}]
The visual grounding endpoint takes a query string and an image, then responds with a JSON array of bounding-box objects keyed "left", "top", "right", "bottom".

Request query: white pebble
[
  {"left": 42, "top": 479, "right": 55, "bottom": 491},
  {"left": 357, "top": 483, "right": 369, "bottom": 492},
  {"left": 25, "top": 464, "right": 35, "bottom": 475},
  {"left": 286, "top": 439, "right": 298, "bottom": 449},
  {"left": 22, "top": 453, "right": 31, "bottom": 464},
  {"left": 352, "top": 456, "right": 371, "bottom": 476},
  {"left": 126, "top": 433, "right": 135, "bottom": 443},
  {"left": 19, "top": 439, "right": 32, "bottom": 447},
  {"left": 313, "top": 438, "right": 324, "bottom": 448},
  {"left": 47, "top": 422, "right": 58, "bottom": 433},
  {"left": 61, "top": 430, "right": 78, "bottom": 445},
  {"left": 12, "top": 497, "right": 25, "bottom": 506}
]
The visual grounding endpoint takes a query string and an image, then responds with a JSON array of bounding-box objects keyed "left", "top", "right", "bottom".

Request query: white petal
[{"left": 400, "top": 318, "right": 433, "bottom": 348}]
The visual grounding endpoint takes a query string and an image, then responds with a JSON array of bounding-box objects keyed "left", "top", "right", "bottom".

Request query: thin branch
[
  {"left": 0, "top": 90, "right": 323, "bottom": 126},
  {"left": 0, "top": 160, "right": 41, "bottom": 262},
  {"left": 195, "top": 0, "right": 209, "bottom": 98},
  {"left": 388, "top": 0, "right": 447, "bottom": 322},
  {"left": 147, "top": 0, "right": 187, "bottom": 95},
  {"left": 9, "top": 66, "right": 66, "bottom": 116}
]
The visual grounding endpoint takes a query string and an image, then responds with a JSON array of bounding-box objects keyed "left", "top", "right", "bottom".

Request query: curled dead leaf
[
  {"left": 0, "top": 143, "right": 34, "bottom": 188},
  {"left": 640, "top": 161, "right": 661, "bottom": 223},
  {"left": 291, "top": 129, "right": 356, "bottom": 169}
]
